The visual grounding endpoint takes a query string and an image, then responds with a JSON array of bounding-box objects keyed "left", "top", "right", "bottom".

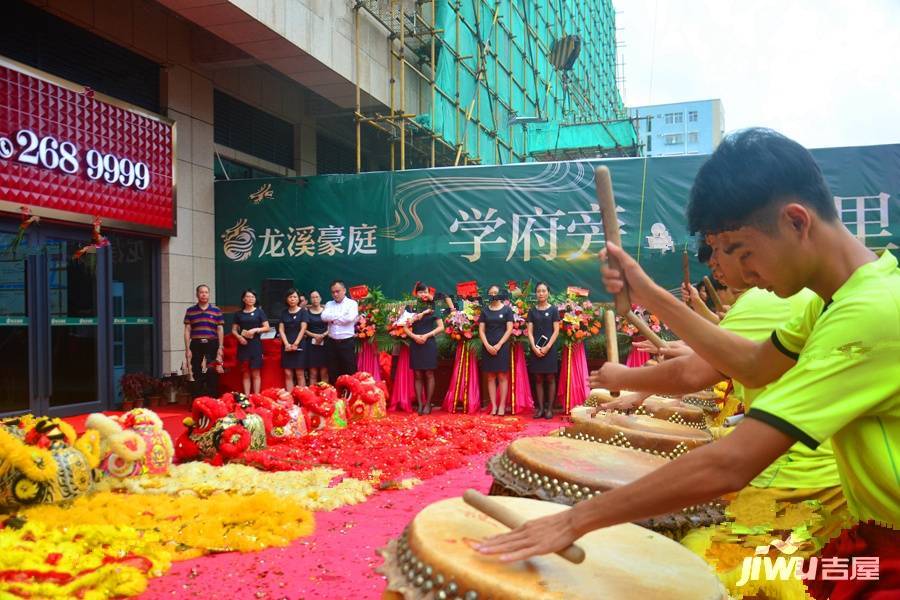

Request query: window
[
  {"left": 665, "top": 113, "right": 674, "bottom": 125},
  {"left": 214, "top": 91, "right": 295, "bottom": 168},
  {"left": 674, "top": 112, "right": 684, "bottom": 124},
  {"left": 688, "top": 110, "right": 699, "bottom": 122},
  {"left": 688, "top": 132, "right": 699, "bottom": 144},
  {"left": 664, "top": 111, "right": 684, "bottom": 124},
  {"left": 665, "top": 134, "right": 684, "bottom": 145},
  {"left": 646, "top": 136, "right": 652, "bottom": 152},
  {"left": 1, "top": 0, "right": 161, "bottom": 112}
]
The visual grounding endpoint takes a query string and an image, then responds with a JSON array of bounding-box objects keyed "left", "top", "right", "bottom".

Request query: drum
[
  {"left": 487, "top": 436, "right": 725, "bottom": 538},
  {"left": 681, "top": 390, "right": 721, "bottom": 413},
  {"left": 379, "top": 496, "right": 727, "bottom": 600},
  {"left": 563, "top": 411, "right": 713, "bottom": 459},
  {"left": 587, "top": 389, "right": 709, "bottom": 429}
]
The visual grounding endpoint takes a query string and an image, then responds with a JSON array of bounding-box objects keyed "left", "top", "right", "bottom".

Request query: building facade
[
  {"left": 630, "top": 99, "right": 724, "bottom": 157},
  {"left": 0, "top": 0, "right": 632, "bottom": 417}
]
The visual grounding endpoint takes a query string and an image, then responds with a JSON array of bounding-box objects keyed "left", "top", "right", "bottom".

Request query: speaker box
[{"left": 261, "top": 278, "right": 294, "bottom": 322}]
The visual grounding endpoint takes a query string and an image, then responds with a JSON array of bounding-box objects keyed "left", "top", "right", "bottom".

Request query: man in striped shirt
[{"left": 183, "top": 284, "right": 225, "bottom": 396}]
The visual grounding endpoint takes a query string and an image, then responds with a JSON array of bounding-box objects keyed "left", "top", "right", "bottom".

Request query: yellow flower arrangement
[
  {"left": 95, "top": 462, "right": 375, "bottom": 512},
  {"left": 0, "top": 521, "right": 168, "bottom": 599},
  {"left": 20, "top": 491, "right": 315, "bottom": 561},
  {"left": 2, "top": 491, "right": 316, "bottom": 597}
]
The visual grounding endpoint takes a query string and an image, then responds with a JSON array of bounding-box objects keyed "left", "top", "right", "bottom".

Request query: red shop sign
[{"left": 0, "top": 58, "right": 175, "bottom": 235}]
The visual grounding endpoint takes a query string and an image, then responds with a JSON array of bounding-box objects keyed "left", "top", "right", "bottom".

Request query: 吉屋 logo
[
  {"left": 221, "top": 219, "right": 256, "bottom": 262},
  {"left": 736, "top": 533, "right": 880, "bottom": 587}
]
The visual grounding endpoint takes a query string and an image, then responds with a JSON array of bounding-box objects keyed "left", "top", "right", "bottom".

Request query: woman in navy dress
[
  {"left": 526, "top": 282, "right": 561, "bottom": 419},
  {"left": 403, "top": 283, "right": 445, "bottom": 415},
  {"left": 303, "top": 290, "right": 328, "bottom": 385},
  {"left": 232, "top": 289, "right": 270, "bottom": 394},
  {"left": 478, "top": 284, "right": 514, "bottom": 416},
  {"left": 278, "top": 288, "right": 308, "bottom": 391}
]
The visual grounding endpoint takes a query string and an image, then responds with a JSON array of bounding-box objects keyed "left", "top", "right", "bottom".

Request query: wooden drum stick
[
  {"left": 595, "top": 166, "right": 630, "bottom": 316},
  {"left": 463, "top": 489, "right": 586, "bottom": 564},
  {"left": 625, "top": 310, "right": 666, "bottom": 349},
  {"left": 604, "top": 308, "right": 619, "bottom": 365},
  {"left": 702, "top": 276, "right": 725, "bottom": 313}
]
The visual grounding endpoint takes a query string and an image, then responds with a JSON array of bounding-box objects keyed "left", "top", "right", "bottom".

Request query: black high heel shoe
[
  {"left": 543, "top": 407, "right": 553, "bottom": 419},
  {"left": 423, "top": 403, "right": 432, "bottom": 415}
]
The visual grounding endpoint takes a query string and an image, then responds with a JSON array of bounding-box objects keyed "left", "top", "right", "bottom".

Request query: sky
[{"left": 611, "top": 0, "right": 900, "bottom": 148}]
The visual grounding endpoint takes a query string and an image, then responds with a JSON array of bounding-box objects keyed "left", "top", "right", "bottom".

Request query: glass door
[
  {"left": 45, "top": 236, "right": 104, "bottom": 414},
  {"left": 0, "top": 222, "right": 107, "bottom": 418},
  {"left": 0, "top": 230, "right": 31, "bottom": 414}
]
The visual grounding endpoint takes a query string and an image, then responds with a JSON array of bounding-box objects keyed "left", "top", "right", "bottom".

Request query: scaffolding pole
[{"left": 351, "top": 0, "right": 634, "bottom": 171}]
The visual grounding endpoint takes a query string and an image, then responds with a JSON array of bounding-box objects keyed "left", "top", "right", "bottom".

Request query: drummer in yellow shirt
[
  {"left": 595, "top": 237, "right": 845, "bottom": 509},
  {"left": 595, "top": 239, "right": 849, "bottom": 596},
  {"left": 478, "top": 129, "right": 899, "bottom": 589}
]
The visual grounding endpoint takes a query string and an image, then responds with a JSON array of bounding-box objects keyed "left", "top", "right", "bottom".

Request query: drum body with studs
[
  {"left": 379, "top": 496, "right": 727, "bottom": 600},
  {"left": 586, "top": 388, "right": 709, "bottom": 429},
  {"left": 487, "top": 436, "right": 725, "bottom": 538},
  {"left": 563, "top": 411, "right": 713, "bottom": 459},
  {"left": 681, "top": 390, "right": 721, "bottom": 414}
]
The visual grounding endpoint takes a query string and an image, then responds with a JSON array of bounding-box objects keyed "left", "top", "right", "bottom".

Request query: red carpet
[{"left": 140, "top": 416, "right": 562, "bottom": 599}]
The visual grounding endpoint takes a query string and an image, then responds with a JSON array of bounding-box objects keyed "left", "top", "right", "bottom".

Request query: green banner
[{"left": 215, "top": 145, "right": 900, "bottom": 303}]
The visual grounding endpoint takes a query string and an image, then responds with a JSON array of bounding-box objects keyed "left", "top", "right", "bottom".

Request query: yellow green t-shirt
[
  {"left": 719, "top": 287, "right": 841, "bottom": 489},
  {"left": 747, "top": 251, "right": 900, "bottom": 527}
]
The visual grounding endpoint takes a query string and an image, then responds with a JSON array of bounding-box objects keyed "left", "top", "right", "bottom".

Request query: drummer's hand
[
  {"left": 633, "top": 339, "right": 691, "bottom": 358},
  {"left": 588, "top": 362, "right": 627, "bottom": 389},
  {"left": 600, "top": 243, "right": 662, "bottom": 307},
  {"left": 601, "top": 391, "right": 645, "bottom": 412},
  {"left": 681, "top": 282, "right": 701, "bottom": 306},
  {"left": 476, "top": 510, "right": 579, "bottom": 562}
]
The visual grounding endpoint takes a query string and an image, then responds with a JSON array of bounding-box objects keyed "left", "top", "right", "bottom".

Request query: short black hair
[
  {"left": 534, "top": 281, "right": 550, "bottom": 292},
  {"left": 697, "top": 243, "right": 713, "bottom": 264},
  {"left": 687, "top": 128, "right": 837, "bottom": 234},
  {"left": 196, "top": 284, "right": 210, "bottom": 293},
  {"left": 330, "top": 280, "right": 346, "bottom": 290},
  {"left": 414, "top": 282, "right": 428, "bottom": 293},
  {"left": 284, "top": 287, "right": 300, "bottom": 304}
]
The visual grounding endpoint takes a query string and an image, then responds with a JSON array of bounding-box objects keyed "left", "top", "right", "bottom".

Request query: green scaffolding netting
[{"left": 429, "top": 0, "right": 637, "bottom": 164}]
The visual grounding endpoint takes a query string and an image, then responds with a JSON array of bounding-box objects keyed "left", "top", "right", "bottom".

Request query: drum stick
[
  {"left": 682, "top": 250, "right": 691, "bottom": 298},
  {"left": 594, "top": 166, "right": 630, "bottom": 316},
  {"left": 463, "top": 489, "right": 586, "bottom": 564},
  {"left": 625, "top": 311, "right": 666, "bottom": 349},
  {"left": 604, "top": 309, "right": 619, "bottom": 365},
  {"left": 702, "top": 276, "right": 725, "bottom": 313}
]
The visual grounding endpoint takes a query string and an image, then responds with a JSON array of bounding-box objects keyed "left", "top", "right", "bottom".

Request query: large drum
[
  {"left": 563, "top": 410, "right": 713, "bottom": 459},
  {"left": 379, "top": 496, "right": 727, "bottom": 600},
  {"left": 487, "top": 436, "right": 724, "bottom": 538},
  {"left": 587, "top": 388, "right": 709, "bottom": 429},
  {"left": 681, "top": 390, "right": 721, "bottom": 413}
]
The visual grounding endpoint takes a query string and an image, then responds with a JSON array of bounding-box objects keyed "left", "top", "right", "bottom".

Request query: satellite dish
[{"left": 550, "top": 35, "right": 582, "bottom": 71}]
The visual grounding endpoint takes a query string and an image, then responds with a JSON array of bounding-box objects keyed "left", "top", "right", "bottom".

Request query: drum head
[
  {"left": 577, "top": 412, "right": 712, "bottom": 442},
  {"left": 380, "top": 496, "right": 726, "bottom": 600},
  {"left": 505, "top": 436, "right": 666, "bottom": 493}
]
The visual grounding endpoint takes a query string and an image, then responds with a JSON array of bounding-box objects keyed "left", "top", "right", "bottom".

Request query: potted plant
[
  {"left": 145, "top": 376, "right": 165, "bottom": 408},
  {"left": 120, "top": 373, "right": 151, "bottom": 410}
]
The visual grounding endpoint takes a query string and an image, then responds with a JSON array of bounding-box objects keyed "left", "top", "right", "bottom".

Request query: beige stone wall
[
  {"left": 29, "top": 0, "right": 320, "bottom": 373},
  {"left": 226, "top": 0, "right": 393, "bottom": 108}
]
